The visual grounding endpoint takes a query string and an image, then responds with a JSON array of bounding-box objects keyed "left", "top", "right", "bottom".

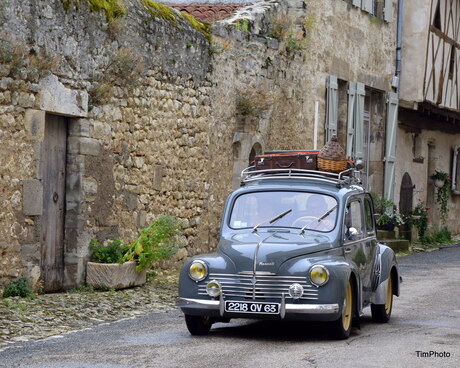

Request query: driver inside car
[{"left": 295, "top": 194, "right": 335, "bottom": 231}]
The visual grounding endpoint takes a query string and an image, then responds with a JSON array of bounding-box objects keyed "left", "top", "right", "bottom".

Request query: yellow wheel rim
[
  {"left": 385, "top": 275, "right": 393, "bottom": 314},
  {"left": 342, "top": 281, "right": 352, "bottom": 331}
]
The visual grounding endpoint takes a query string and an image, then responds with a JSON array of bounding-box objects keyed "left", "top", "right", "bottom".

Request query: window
[
  {"left": 364, "top": 196, "right": 375, "bottom": 233},
  {"left": 229, "top": 191, "right": 338, "bottom": 232},
  {"left": 451, "top": 146, "right": 460, "bottom": 194},
  {"left": 348, "top": 0, "right": 393, "bottom": 22},
  {"left": 344, "top": 199, "right": 363, "bottom": 239}
]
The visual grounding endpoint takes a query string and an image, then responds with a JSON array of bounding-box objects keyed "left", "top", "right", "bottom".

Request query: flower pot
[
  {"left": 434, "top": 179, "right": 445, "bottom": 188},
  {"left": 86, "top": 261, "right": 147, "bottom": 290},
  {"left": 377, "top": 223, "right": 395, "bottom": 231}
]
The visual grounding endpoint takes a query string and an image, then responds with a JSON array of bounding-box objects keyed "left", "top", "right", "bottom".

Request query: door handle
[{"left": 344, "top": 247, "right": 352, "bottom": 254}]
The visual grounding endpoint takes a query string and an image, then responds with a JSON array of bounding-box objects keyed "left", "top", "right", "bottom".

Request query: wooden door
[
  {"left": 399, "top": 172, "right": 414, "bottom": 241},
  {"left": 40, "top": 114, "right": 67, "bottom": 292}
]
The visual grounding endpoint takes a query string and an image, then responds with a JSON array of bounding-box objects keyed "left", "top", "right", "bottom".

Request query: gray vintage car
[{"left": 176, "top": 165, "right": 400, "bottom": 339}]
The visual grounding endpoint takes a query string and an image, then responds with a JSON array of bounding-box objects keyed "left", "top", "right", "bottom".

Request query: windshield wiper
[
  {"left": 299, "top": 204, "right": 337, "bottom": 235},
  {"left": 252, "top": 209, "right": 292, "bottom": 233},
  {"left": 318, "top": 204, "right": 337, "bottom": 221}
]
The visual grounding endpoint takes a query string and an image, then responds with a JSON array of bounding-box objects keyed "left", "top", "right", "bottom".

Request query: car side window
[
  {"left": 344, "top": 199, "right": 363, "bottom": 241},
  {"left": 363, "top": 197, "right": 375, "bottom": 233}
]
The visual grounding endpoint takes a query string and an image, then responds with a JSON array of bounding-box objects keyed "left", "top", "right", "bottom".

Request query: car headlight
[
  {"left": 309, "top": 265, "right": 329, "bottom": 287},
  {"left": 189, "top": 260, "right": 208, "bottom": 281}
]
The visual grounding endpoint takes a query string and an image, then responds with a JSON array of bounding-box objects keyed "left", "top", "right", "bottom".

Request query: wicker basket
[
  {"left": 317, "top": 157, "right": 347, "bottom": 172},
  {"left": 318, "top": 135, "right": 347, "bottom": 173}
]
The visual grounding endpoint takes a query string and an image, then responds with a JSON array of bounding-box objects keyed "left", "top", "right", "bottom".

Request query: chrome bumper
[{"left": 176, "top": 296, "right": 339, "bottom": 318}]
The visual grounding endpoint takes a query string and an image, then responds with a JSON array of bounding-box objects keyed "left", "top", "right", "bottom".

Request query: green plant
[
  {"left": 424, "top": 226, "right": 452, "bottom": 245},
  {"left": 235, "top": 18, "right": 249, "bottom": 33},
  {"left": 61, "top": 0, "right": 126, "bottom": 23},
  {"left": 376, "top": 211, "right": 405, "bottom": 227},
  {"left": 89, "top": 238, "right": 129, "bottom": 263},
  {"left": 89, "top": 47, "right": 144, "bottom": 105},
  {"left": 2, "top": 276, "right": 34, "bottom": 298},
  {"left": 236, "top": 89, "right": 273, "bottom": 117},
  {"left": 123, "top": 215, "right": 183, "bottom": 272},
  {"left": 409, "top": 202, "right": 430, "bottom": 243},
  {"left": 430, "top": 170, "right": 451, "bottom": 224}
]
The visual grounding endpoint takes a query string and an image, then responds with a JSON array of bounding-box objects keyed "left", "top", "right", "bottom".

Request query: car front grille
[{"left": 198, "top": 273, "right": 319, "bottom": 301}]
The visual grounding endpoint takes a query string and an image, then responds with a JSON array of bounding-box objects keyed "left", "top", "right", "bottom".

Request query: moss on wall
[
  {"left": 140, "top": 0, "right": 210, "bottom": 42},
  {"left": 61, "top": 0, "right": 126, "bottom": 22}
]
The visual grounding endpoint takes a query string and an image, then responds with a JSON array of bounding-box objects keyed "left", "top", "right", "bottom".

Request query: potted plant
[
  {"left": 372, "top": 196, "right": 404, "bottom": 231},
  {"left": 86, "top": 215, "right": 183, "bottom": 290},
  {"left": 376, "top": 211, "right": 405, "bottom": 231},
  {"left": 430, "top": 170, "right": 451, "bottom": 224}
]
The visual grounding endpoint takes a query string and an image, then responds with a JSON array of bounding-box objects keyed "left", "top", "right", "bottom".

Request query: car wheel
[
  {"left": 371, "top": 273, "right": 393, "bottom": 323},
  {"left": 330, "top": 279, "right": 353, "bottom": 340},
  {"left": 184, "top": 314, "right": 213, "bottom": 336}
]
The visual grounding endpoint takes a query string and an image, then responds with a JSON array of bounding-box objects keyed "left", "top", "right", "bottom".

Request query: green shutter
[
  {"left": 353, "top": 82, "right": 365, "bottom": 160},
  {"left": 346, "top": 82, "right": 357, "bottom": 158},
  {"left": 384, "top": 0, "right": 394, "bottom": 23},
  {"left": 452, "top": 146, "right": 459, "bottom": 192},
  {"left": 352, "top": 0, "right": 361, "bottom": 7},
  {"left": 362, "top": 0, "right": 374, "bottom": 13},
  {"left": 383, "top": 92, "right": 398, "bottom": 201},
  {"left": 326, "top": 75, "right": 338, "bottom": 142}
]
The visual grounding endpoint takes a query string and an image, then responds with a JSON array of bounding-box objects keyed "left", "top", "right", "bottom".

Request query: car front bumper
[{"left": 176, "top": 296, "right": 340, "bottom": 319}]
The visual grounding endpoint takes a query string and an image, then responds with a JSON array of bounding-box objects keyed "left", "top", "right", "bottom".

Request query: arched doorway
[
  {"left": 249, "top": 142, "right": 262, "bottom": 166},
  {"left": 399, "top": 172, "right": 414, "bottom": 240}
]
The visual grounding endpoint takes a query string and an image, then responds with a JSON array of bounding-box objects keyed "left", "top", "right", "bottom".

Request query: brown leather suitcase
[{"left": 254, "top": 151, "right": 319, "bottom": 170}]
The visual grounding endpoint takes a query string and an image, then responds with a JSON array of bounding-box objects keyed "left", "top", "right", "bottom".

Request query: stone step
[
  {"left": 378, "top": 239, "right": 410, "bottom": 253},
  {"left": 377, "top": 230, "right": 396, "bottom": 240}
]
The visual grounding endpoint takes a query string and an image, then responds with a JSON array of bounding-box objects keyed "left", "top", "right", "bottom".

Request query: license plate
[{"left": 224, "top": 301, "right": 280, "bottom": 314}]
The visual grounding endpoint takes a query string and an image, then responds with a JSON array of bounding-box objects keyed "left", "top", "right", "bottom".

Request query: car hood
[{"left": 218, "top": 231, "right": 335, "bottom": 274}]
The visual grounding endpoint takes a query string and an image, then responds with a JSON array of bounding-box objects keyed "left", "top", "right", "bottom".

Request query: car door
[
  {"left": 362, "top": 194, "right": 379, "bottom": 301},
  {"left": 342, "top": 196, "right": 369, "bottom": 307}
]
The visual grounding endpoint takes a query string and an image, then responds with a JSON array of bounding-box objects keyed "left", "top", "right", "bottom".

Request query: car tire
[
  {"left": 371, "top": 273, "right": 393, "bottom": 323},
  {"left": 184, "top": 314, "right": 213, "bottom": 336},
  {"left": 330, "top": 279, "right": 354, "bottom": 340}
]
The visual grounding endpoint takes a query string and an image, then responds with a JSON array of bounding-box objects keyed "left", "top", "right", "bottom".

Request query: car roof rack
[{"left": 240, "top": 166, "right": 362, "bottom": 188}]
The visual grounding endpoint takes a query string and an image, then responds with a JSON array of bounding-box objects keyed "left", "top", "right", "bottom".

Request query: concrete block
[
  {"left": 86, "top": 261, "right": 146, "bottom": 290},
  {"left": 24, "top": 109, "right": 45, "bottom": 142},
  {"left": 23, "top": 179, "right": 43, "bottom": 216}
]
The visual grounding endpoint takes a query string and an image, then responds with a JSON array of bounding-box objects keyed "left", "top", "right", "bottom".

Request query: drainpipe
[{"left": 394, "top": 0, "right": 404, "bottom": 95}]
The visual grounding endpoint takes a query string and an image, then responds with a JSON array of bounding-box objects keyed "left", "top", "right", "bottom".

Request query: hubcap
[
  {"left": 385, "top": 275, "right": 393, "bottom": 314},
  {"left": 342, "top": 281, "right": 352, "bottom": 330}
]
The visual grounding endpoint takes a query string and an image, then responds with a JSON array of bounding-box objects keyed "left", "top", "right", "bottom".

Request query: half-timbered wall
[{"left": 424, "top": 0, "right": 460, "bottom": 110}]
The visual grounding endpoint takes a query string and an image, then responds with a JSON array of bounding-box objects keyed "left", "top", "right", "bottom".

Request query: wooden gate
[
  {"left": 40, "top": 114, "right": 67, "bottom": 292},
  {"left": 399, "top": 172, "right": 414, "bottom": 240}
]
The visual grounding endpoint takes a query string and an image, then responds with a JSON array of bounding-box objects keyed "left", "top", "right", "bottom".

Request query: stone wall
[
  {"left": 0, "top": 0, "right": 213, "bottom": 288},
  {"left": 0, "top": 0, "right": 397, "bottom": 289}
]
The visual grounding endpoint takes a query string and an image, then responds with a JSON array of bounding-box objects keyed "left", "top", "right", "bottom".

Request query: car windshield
[{"left": 229, "top": 191, "right": 338, "bottom": 232}]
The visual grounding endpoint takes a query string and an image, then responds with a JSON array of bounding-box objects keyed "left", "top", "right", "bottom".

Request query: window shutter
[
  {"left": 354, "top": 82, "right": 365, "bottom": 160},
  {"left": 326, "top": 75, "right": 338, "bottom": 142},
  {"left": 383, "top": 92, "right": 398, "bottom": 201},
  {"left": 452, "top": 146, "right": 460, "bottom": 193},
  {"left": 346, "top": 82, "right": 357, "bottom": 158},
  {"left": 361, "top": 0, "right": 374, "bottom": 14},
  {"left": 352, "top": 0, "right": 361, "bottom": 7},
  {"left": 384, "top": 0, "right": 394, "bottom": 22}
]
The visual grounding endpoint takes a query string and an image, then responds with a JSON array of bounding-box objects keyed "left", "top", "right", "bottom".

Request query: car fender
[
  {"left": 371, "top": 243, "right": 400, "bottom": 304},
  {"left": 278, "top": 253, "right": 361, "bottom": 310},
  {"left": 178, "top": 253, "right": 235, "bottom": 298}
]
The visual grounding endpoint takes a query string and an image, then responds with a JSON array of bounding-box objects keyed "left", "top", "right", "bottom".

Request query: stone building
[
  {"left": 396, "top": 0, "right": 460, "bottom": 233},
  {"left": 0, "top": 0, "right": 399, "bottom": 290}
]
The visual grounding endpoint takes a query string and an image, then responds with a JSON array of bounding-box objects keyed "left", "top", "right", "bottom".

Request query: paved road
[{"left": 1, "top": 247, "right": 459, "bottom": 368}]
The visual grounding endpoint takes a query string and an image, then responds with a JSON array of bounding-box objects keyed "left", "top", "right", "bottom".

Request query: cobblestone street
[{"left": 0, "top": 270, "right": 178, "bottom": 349}]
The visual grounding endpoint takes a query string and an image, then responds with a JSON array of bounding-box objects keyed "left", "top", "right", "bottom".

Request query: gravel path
[{"left": 0, "top": 270, "right": 179, "bottom": 349}]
